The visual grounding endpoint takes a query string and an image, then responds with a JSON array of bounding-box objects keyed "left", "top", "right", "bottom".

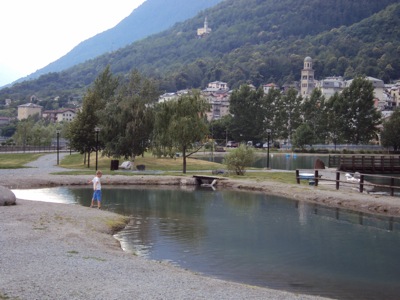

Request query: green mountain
[
  {"left": 16, "top": 0, "right": 223, "bottom": 82},
  {"left": 1, "top": 0, "right": 399, "bottom": 104}
]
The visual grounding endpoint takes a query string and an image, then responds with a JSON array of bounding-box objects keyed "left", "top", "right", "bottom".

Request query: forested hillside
[{"left": 1, "top": 0, "right": 399, "bottom": 104}]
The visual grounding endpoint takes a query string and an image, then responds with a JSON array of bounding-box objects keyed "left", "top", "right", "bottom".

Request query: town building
[
  {"left": 318, "top": 76, "right": 345, "bottom": 99},
  {"left": 42, "top": 108, "right": 76, "bottom": 123},
  {"left": 300, "top": 56, "right": 315, "bottom": 97},
  {"left": 197, "top": 17, "right": 211, "bottom": 37},
  {"left": 388, "top": 83, "right": 400, "bottom": 107},
  {"left": 204, "top": 90, "right": 230, "bottom": 121},
  {"left": 263, "top": 83, "right": 279, "bottom": 94},
  {"left": 205, "top": 81, "right": 229, "bottom": 91},
  {"left": 0, "top": 116, "right": 10, "bottom": 125},
  {"left": 17, "top": 103, "right": 42, "bottom": 120},
  {"left": 158, "top": 92, "right": 178, "bottom": 103}
]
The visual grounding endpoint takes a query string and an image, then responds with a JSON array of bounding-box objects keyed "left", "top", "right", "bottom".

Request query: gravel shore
[{"left": 2, "top": 153, "right": 400, "bottom": 299}]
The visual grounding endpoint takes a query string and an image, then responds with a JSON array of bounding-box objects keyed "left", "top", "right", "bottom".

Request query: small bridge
[
  {"left": 328, "top": 155, "right": 400, "bottom": 173},
  {"left": 193, "top": 175, "right": 225, "bottom": 187}
]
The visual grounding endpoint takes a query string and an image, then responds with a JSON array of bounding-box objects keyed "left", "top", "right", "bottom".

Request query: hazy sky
[{"left": 0, "top": 0, "right": 146, "bottom": 87}]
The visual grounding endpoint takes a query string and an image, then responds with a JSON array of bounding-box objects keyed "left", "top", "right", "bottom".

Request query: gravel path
[{"left": 1, "top": 153, "right": 332, "bottom": 300}]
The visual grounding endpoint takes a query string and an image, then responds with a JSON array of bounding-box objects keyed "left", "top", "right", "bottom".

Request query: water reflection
[
  {"left": 12, "top": 186, "right": 400, "bottom": 300},
  {"left": 198, "top": 153, "right": 329, "bottom": 170}
]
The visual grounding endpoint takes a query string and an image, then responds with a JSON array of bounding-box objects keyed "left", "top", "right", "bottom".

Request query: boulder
[
  {"left": 314, "top": 158, "right": 325, "bottom": 169},
  {"left": 0, "top": 186, "right": 16, "bottom": 206}
]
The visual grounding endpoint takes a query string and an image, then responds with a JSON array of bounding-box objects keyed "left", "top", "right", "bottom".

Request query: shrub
[{"left": 223, "top": 145, "right": 255, "bottom": 175}]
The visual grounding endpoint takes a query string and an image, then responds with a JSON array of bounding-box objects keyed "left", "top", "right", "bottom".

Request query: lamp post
[
  {"left": 95, "top": 127, "right": 100, "bottom": 171},
  {"left": 266, "top": 129, "right": 271, "bottom": 169},
  {"left": 56, "top": 130, "right": 60, "bottom": 165}
]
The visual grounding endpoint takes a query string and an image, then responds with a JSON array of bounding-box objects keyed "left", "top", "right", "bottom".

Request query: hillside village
[
  {"left": 160, "top": 56, "right": 400, "bottom": 122},
  {"left": 3, "top": 56, "right": 400, "bottom": 128}
]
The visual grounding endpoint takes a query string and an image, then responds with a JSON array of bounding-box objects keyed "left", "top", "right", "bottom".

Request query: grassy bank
[
  {"left": 0, "top": 152, "right": 298, "bottom": 185},
  {"left": 0, "top": 153, "right": 43, "bottom": 169}
]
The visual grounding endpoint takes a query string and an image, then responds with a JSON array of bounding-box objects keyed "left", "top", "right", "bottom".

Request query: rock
[
  {"left": 0, "top": 186, "right": 16, "bottom": 206},
  {"left": 314, "top": 158, "right": 325, "bottom": 169}
]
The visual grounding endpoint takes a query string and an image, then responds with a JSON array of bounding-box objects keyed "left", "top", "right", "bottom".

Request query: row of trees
[
  {"left": 7, "top": 69, "right": 400, "bottom": 174},
  {"left": 211, "top": 77, "right": 382, "bottom": 149},
  {"left": 66, "top": 67, "right": 210, "bottom": 173}
]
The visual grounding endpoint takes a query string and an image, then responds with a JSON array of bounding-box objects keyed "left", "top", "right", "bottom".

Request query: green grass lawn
[
  {"left": 0, "top": 153, "right": 44, "bottom": 169},
  {"left": 0, "top": 152, "right": 299, "bottom": 184}
]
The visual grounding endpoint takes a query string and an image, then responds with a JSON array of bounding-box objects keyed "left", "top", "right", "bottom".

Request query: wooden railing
[
  {"left": 296, "top": 169, "right": 400, "bottom": 197},
  {"left": 328, "top": 155, "right": 400, "bottom": 173}
]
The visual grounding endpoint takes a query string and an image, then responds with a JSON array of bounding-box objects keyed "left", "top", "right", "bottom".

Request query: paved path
[{"left": 0, "top": 152, "right": 70, "bottom": 176}]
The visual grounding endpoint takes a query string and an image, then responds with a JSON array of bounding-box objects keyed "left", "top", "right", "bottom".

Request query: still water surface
[
  {"left": 200, "top": 153, "right": 328, "bottom": 170},
  {"left": 13, "top": 186, "right": 400, "bottom": 300}
]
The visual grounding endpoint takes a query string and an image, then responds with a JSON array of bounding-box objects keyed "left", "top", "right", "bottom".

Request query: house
[
  {"left": 205, "top": 81, "right": 229, "bottom": 91},
  {"left": 318, "top": 76, "right": 345, "bottom": 99},
  {"left": 204, "top": 91, "right": 230, "bottom": 121},
  {"left": 263, "top": 83, "right": 279, "bottom": 94},
  {"left": 17, "top": 103, "right": 42, "bottom": 120},
  {"left": 42, "top": 108, "right": 76, "bottom": 123},
  {"left": 389, "top": 84, "right": 400, "bottom": 107},
  {"left": 0, "top": 116, "right": 10, "bottom": 125},
  {"left": 158, "top": 92, "right": 178, "bottom": 103}
]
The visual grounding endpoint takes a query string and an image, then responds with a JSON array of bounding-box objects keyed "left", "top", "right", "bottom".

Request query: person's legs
[
  {"left": 97, "top": 191, "right": 102, "bottom": 208},
  {"left": 90, "top": 193, "right": 95, "bottom": 208},
  {"left": 93, "top": 190, "right": 102, "bottom": 208}
]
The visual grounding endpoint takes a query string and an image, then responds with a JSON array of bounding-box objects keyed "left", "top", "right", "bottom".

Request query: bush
[{"left": 223, "top": 145, "right": 255, "bottom": 175}]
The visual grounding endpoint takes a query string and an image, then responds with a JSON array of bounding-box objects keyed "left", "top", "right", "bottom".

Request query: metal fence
[{"left": 0, "top": 145, "right": 70, "bottom": 153}]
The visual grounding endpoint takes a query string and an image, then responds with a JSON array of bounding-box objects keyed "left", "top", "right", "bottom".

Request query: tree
[
  {"left": 325, "top": 93, "right": 345, "bottom": 148},
  {"left": 223, "top": 144, "right": 255, "bottom": 175},
  {"left": 262, "top": 87, "right": 281, "bottom": 143},
  {"left": 209, "top": 115, "right": 233, "bottom": 144},
  {"left": 152, "top": 101, "right": 177, "bottom": 158},
  {"left": 381, "top": 108, "right": 400, "bottom": 151},
  {"left": 153, "top": 90, "right": 210, "bottom": 173},
  {"left": 293, "top": 124, "right": 314, "bottom": 149},
  {"left": 100, "top": 70, "right": 159, "bottom": 165},
  {"left": 274, "top": 88, "right": 302, "bottom": 146},
  {"left": 301, "top": 88, "right": 326, "bottom": 144},
  {"left": 339, "top": 77, "right": 382, "bottom": 144},
  {"left": 229, "top": 85, "right": 265, "bottom": 142},
  {"left": 67, "top": 67, "right": 119, "bottom": 167}
]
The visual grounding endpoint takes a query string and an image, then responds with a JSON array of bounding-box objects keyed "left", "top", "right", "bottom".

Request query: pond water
[
  {"left": 199, "top": 153, "right": 328, "bottom": 170},
  {"left": 13, "top": 186, "right": 400, "bottom": 300}
]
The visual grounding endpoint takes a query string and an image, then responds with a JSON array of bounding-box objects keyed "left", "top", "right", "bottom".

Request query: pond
[
  {"left": 199, "top": 153, "right": 328, "bottom": 170},
  {"left": 12, "top": 186, "right": 400, "bottom": 300}
]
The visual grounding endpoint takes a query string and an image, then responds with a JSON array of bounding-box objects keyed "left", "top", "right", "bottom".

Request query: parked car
[
  {"left": 247, "top": 141, "right": 263, "bottom": 148},
  {"left": 226, "top": 141, "right": 239, "bottom": 148},
  {"left": 263, "top": 142, "right": 271, "bottom": 148}
]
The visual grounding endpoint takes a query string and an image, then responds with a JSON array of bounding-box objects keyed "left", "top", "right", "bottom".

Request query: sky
[{"left": 0, "top": 0, "right": 146, "bottom": 87}]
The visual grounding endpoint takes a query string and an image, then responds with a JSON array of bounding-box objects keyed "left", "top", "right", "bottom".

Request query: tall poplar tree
[
  {"left": 381, "top": 108, "right": 400, "bottom": 151},
  {"left": 153, "top": 90, "right": 210, "bottom": 173},
  {"left": 339, "top": 77, "right": 381, "bottom": 144},
  {"left": 100, "top": 70, "right": 159, "bottom": 165},
  {"left": 229, "top": 85, "right": 265, "bottom": 142}
]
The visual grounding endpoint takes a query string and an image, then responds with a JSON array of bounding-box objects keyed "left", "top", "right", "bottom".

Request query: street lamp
[
  {"left": 56, "top": 130, "right": 60, "bottom": 165},
  {"left": 266, "top": 129, "right": 272, "bottom": 169},
  {"left": 95, "top": 127, "right": 100, "bottom": 171}
]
